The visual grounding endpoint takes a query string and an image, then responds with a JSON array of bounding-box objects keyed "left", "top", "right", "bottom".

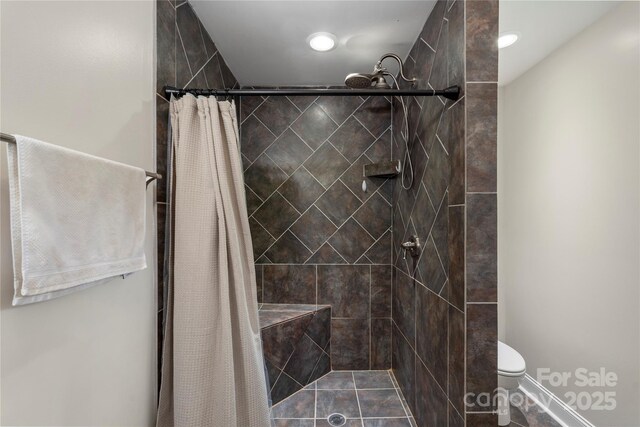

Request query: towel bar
[{"left": 0, "top": 132, "right": 162, "bottom": 184}]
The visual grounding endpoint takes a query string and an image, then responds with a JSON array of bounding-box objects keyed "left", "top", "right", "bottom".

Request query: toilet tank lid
[{"left": 498, "top": 341, "right": 526, "bottom": 374}]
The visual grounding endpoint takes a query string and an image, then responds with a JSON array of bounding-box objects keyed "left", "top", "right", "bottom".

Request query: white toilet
[{"left": 497, "top": 341, "right": 527, "bottom": 426}]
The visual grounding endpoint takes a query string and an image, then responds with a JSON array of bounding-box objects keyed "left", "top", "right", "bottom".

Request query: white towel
[{"left": 6, "top": 135, "right": 147, "bottom": 306}]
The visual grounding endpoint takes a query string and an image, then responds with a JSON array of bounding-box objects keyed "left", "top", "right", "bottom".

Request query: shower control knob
[{"left": 400, "top": 235, "right": 421, "bottom": 259}]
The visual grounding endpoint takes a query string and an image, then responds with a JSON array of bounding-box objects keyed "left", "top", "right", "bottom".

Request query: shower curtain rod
[
  {"left": 0, "top": 132, "right": 162, "bottom": 183},
  {"left": 163, "top": 85, "right": 461, "bottom": 101}
]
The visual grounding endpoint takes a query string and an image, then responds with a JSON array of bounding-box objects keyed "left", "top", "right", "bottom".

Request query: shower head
[
  {"left": 344, "top": 53, "right": 416, "bottom": 89},
  {"left": 344, "top": 71, "right": 390, "bottom": 89}
]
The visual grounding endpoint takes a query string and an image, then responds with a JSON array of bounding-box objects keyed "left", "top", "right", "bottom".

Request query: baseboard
[{"left": 519, "top": 374, "right": 596, "bottom": 427}]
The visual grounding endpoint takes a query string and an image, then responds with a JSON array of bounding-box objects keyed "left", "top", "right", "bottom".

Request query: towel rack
[{"left": 0, "top": 132, "right": 162, "bottom": 185}]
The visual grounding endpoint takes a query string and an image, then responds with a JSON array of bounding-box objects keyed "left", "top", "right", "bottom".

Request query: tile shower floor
[{"left": 271, "top": 370, "right": 416, "bottom": 427}]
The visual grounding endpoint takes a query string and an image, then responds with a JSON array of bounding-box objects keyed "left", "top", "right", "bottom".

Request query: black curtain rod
[{"left": 163, "top": 85, "right": 460, "bottom": 101}]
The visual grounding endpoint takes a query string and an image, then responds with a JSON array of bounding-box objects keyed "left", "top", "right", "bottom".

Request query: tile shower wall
[
  {"left": 241, "top": 92, "right": 394, "bottom": 370},
  {"left": 155, "top": 0, "right": 239, "bottom": 382},
  {"left": 390, "top": 0, "right": 498, "bottom": 426}
]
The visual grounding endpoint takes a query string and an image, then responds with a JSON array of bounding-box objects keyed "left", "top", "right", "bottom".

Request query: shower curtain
[{"left": 157, "top": 95, "right": 271, "bottom": 427}]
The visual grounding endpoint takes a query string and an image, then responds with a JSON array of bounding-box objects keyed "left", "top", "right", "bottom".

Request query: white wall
[
  {"left": 0, "top": 1, "right": 157, "bottom": 425},
  {"left": 498, "top": 3, "right": 639, "bottom": 426}
]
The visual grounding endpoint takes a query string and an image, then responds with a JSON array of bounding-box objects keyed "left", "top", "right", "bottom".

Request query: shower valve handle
[{"left": 401, "top": 235, "right": 421, "bottom": 259}]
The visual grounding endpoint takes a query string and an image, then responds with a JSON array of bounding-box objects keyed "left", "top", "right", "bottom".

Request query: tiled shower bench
[{"left": 259, "top": 303, "right": 331, "bottom": 404}]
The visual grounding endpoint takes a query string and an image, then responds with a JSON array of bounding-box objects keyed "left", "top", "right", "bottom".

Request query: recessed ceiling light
[
  {"left": 308, "top": 32, "right": 336, "bottom": 52},
  {"left": 498, "top": 33, "right": 519, "bottom": 49}
]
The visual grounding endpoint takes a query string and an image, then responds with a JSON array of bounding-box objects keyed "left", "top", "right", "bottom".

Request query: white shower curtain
[{"left": 157, "top": 94, "right": 270, "bottom": 427}]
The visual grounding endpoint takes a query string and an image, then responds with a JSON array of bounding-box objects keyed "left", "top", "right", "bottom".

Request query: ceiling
[
  {"left": 191, "top": 1, "right": 436, "bottom": 87},
  {"left": 499, "top": 0, "right": 619, "bottom": 86}
]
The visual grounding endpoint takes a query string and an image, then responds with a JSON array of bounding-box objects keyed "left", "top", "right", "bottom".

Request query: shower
[{"left": 345, "top": 53, "right": 416, "bottom": 190}]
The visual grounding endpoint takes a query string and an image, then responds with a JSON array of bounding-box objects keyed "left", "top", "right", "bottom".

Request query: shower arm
[{"left": 375, "top": 53, "right": 416, "bottom": 84}]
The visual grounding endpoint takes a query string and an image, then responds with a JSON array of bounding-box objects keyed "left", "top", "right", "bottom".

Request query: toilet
[{"left": 497, "top": 341, "right": 526, "bottom": 426}]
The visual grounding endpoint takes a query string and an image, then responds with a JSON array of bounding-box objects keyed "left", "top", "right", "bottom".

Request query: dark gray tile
[
  {"left": 366, "top": 129, "right": 392, "bottom": 163},
  {"left": 466, "top": 412, "right": 498, "bottom": 426},
  {"left": 428, "top": 18, "right": 448, "bottom": 91},
  {"left": 308, "top": 352, "right": 331, "bottom": 384},
  {"left": 358, "top": 389, "right": 406, "bottom": 418},
  {"left": 316, "top": 390, "right": 361, "bottom": 418},
  {"left": 253, "top": 192, "right": 300, "bottom": 238},
  {"left": 199, "top": 21, "right": 217, "bottom": 59},
  {"left": 272, "top": 389, "right": 315, "bottom": 418},
  {"left": 316, "top": 371, "right": 355, "bottom": 390},
  {"left": 304, "top": 142, "right": 351, "bottom": 189},
  {"left": 279, "top": 167, "right": 326, "bottom": 213},
  {"left": 307, "top": 243, "right": 348, "bottom": 264},
  {"left": 449, "top": 403, "right": 464, "bottom": 427},
  {"left": 291, "top": 103, "right": 338, "bottom": 150},
  {"left": 371, "top": 265, "right": 391, "bottom": 317},
  {"left": 447, "top": 97, "right": 465, "bottom": 205},
  {"left": 329, "top": 117, "right": 376, "bottom": 163},
  {"left": 446, "top": 0, "right": 464, "bottom": 92},
  {"left": 423, "top": 134, "right": 449, "bottom": 211},
  {"left": 316, "top": 419, "right": 362, "bottom": 427},
  {"left": 284, "top": 334, "right": 325, "bottom": 385},
  {"left": 218, "top": 54, "right": 237, "bottom": 88},
  {"left": 241, "top": 115, "right": 276, "bottom": 162},
  {"left": 328, "top": 219, "right": 376, "bottom": 264},
  {"left": 363, "top": 419, "right": 412, "bottom": 427},
  {"left": 254, "top": 96, "right": 301, "bottom": 136},
  {"left": 355, "top": 96, "right": 391, "bottom": 138},
  {"left": 353, "top": 371, "right": 393, "bottom": 389},
  {"left": 263, "top": 265, "right": 316, "bottom": 304},
  {"left": 202, "top": 54, "right": 224, "bottom": 89},
  {"left": 245, "top": 153, "right": 288, "bottom": 201},
  {"left": 262, "top": 313, "right": 313, "bottom": 368},
  {"left": 416, "top": 236, "right": 446, "bottom": 295},
  {"left": 371, "top": 319, "right": 391, "bottom": 370},
  {"left": 410, "top": 183, "right": 436, "bottom": 246},
  {"left": 392, "top": 269, "right": 415, "bottom": 344},
  {"left": 249, "top": 217, "right": 275, "bottom": 259},
  {"left": 448, "top": 206, "right": 464, "bottom": 310},
  {"left": 240, "top": 95, "right": 264, "bottom": 123},
  {"left": 176, "top": 3, "right": 208, "bottom": 73},
  {"left": 291, "top": 207, "right": 337, "bottom": 253},
  {"left": 316, "top": 96, "right": 363, "bottom": 125},
  {"left": 255, "top": 265, "right": 263, "bottom": 304},
  {"left": 307, "top": 307, "right": 331, "bottom": 349},
  {"left": 467, "top": 83, "right": 497, "bottom": 192},
  {"left": 365, "top": 231, "right": 392, "bottom": 265},
  {"left": 465, "top": 0, "right": 499, "bottom": 82},
  {"left": 156, "top": 97, "right": 169, "bottom": 203},
  {"left": 392, "top": 323, "right": 415, "bottom": 414},
  {"left": 315, "top": 181, "right": 361, "bottom": 227},
  {"left": 245, "top": 185, "right": 263, "bottom": 217},
  {"left": 418, "top": 0, "right": 446, "bottom": 50},
  {"left": 273, "top": 420, "right": 314, "bottom": 427},
  {"left": 176, "top": 41, "right": 192, "bottom": 88},
  {"left": 331, "top": 319, "right": 370, "bottom": 370},
  {"left": 318, "top": 265, "right": 370, "bottom": 319},
  {"left": 354, "top": 193, "right": 391, "bottom": 240},
  {"left": 265, "top": 358, "right": 280, "bottom": 390},
  {"left": 266, "top": 128, "right": 313, "bottom": 176},
  {"left": 467, "top": 194, "right": 497, "bottom": 302},
  {"left": 413, "top": 39, "right": 435, "bottom": 90},
  {"left": 271, "top": 371, "right": 303, "bottom": 405},
  {"left": 415, "top": 359, "right": 447, "bottom": 427},
  {"left": 415, "top": 285, "right": 448, "bottom": 390},
  {"left": 466, "top": 304, "right": 497, "bottom": 411},
  {"left": 449, "top": 305, "right": 465, "bottom": 416},
  {"left": 157, "top": 0, "right": 175, "bottom": 93}
]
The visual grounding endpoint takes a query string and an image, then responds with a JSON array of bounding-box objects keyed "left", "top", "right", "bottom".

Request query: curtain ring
[{"left": 225, "top": 88, "right": 230, "bottom": 101}]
